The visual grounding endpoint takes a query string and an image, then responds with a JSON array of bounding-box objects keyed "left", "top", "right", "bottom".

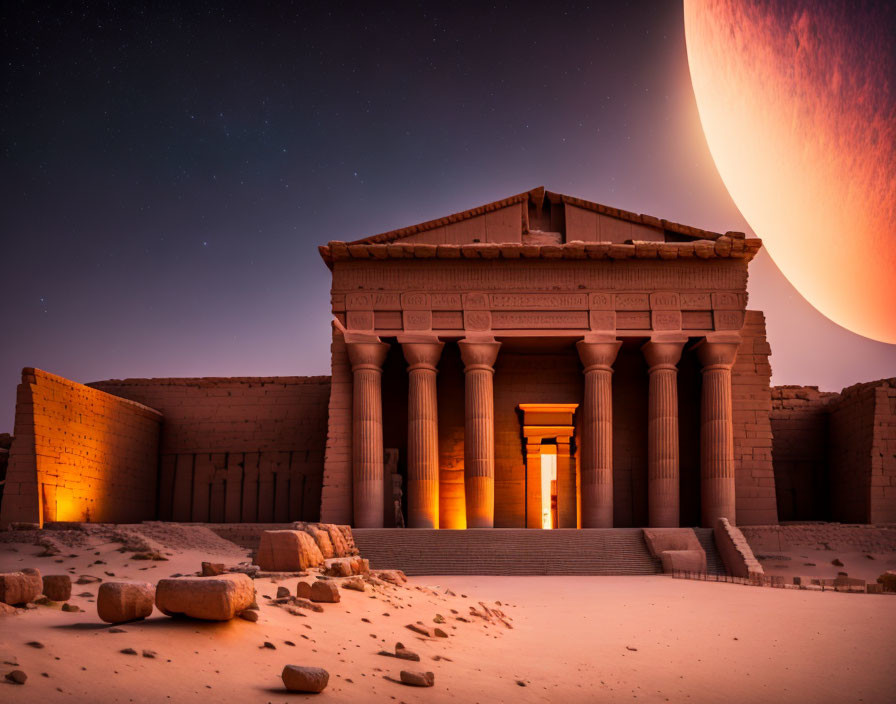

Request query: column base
[{"left": 464, "top": 476, "right": 494, "bottom": 528}]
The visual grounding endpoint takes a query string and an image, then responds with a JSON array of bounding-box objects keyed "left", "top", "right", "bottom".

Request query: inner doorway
[{"left": 518, "top": 403, "right": 578, "bottom": 529}]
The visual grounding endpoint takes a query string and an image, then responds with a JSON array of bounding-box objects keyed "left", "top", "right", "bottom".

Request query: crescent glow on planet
[{"left": 683, "top": 0, "right": 896, "bottom": 343}]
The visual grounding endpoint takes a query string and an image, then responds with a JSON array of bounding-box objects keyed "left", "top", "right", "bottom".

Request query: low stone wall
[
  {"left": 0, "top": 369, "right": 162, "bottom": 527},
  {"left": 713, "top": 518, "right": 764, "bottom": 579},
  {"left": 739, "top": 523, "right": 896, "bottom": 554}
]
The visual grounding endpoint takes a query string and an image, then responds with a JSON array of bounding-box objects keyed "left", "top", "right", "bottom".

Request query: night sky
[{"left": 2, "top": 1, "right": 894, "bottom": 432}]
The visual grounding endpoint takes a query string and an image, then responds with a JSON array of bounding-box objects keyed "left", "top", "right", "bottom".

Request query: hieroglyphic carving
[
  {"left": 714, "top": 310, "right": 745, "bottom": 330},
  {"left": 491, "top": 311, "right": 588, "bottom": 329},
  {"left": 463, "top": 293, "right": 489, "bottom": 310},
  {"left": 614, "top": 293, "right": 650, "bottom": 310},
  {"left": 589, "top": 292, "right": 614, "bottom": 310},
  {"left": 489, "top": 293, "right": 588, "bottom": 309},
  {"left": 652, "top": 310, "right": 682, "bottom": 330},
  {"left": 464, "top": 310, "right": 492, "bottom": 331},
  {"left": 616, "top": 311, "right": 651, "bottom": 329},
  {"left": 345, "top": 292, "right": 401, "bottom": 310},
  {"left": 333, "top": 259, "right": 748, "bottom": 294},
  {"left": 346, "top": 310, "right": 374, "bottom": 330},
  {"left": 402, "top": 310, "right": 432, "bottom": 331},
  {"left": 589, "top": 311, "right": 617, "bottom": 331},
  {"left": 649, "top": 292, "right": 680, "bottom": 310},
  {"left": 680, "top": 292, "right": 712, "bottom": 310},
  {"left": 401, "top": 292, "right": 430, "bottom": 310},
  {"left": 711, "top": 292, "right": 743, "bottom": 310},
  {"left": 431, "top": 293, "right": 462, "bottom": 310}
]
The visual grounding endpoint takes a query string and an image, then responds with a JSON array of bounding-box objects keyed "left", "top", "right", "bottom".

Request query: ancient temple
[{"left": 318, "top": 187, "right": 777, "bottom": 530}]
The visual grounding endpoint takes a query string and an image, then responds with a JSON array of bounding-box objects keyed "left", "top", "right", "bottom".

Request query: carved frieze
[
  {"left": 488, "top": 293, "right": 588, "bottom": 309},
  {"left": 403, "top": 310, "right": 432, "bottom": 331},
  {"left": 464, "top": 310, "right": 492, "bottom": 331},
  {"left": 652, "top": 310, "right": 682, "bottom": 330},
  {"left": 346, "top": 310, "right": 374, "bottom": 331},
  {"left": 589, "top": 310, "right": 617, "bottom": 331},
  {"left": 714, "top": 310, "right": 745, "bottom": 330},
  {"left": 589, "top": 292, "right": 614, "bottom": 310},
  {"left": 401, "top": 292, "right": 430, "bottom": 310},
  {"left": 614, "top": 293, "right": 650, "bottom": 310},
  {"left": 649, "top": 292, "right": 680, "bottom": 310},
  {"left": 491, "top": 311, "right": 589, "bottom": 329}
]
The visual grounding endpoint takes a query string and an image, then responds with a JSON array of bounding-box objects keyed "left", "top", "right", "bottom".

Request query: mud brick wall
[
  {"left": 320, "top": 328, "right": 353, "bottom": 524},
  {"left": 770, "top": 386, "right": 837, "bottom": 521},
  {"left": 828, "top": 379, "right": 896, "bottom": 523},
  {"left": 90, "top": 374, "right": 330, "bottom": 524},
  {"left": 730, "top": 311, "right": 777, "bottom": 525},
  {"left": 0, "top": 368, "right": 162, "bottom": 527}
]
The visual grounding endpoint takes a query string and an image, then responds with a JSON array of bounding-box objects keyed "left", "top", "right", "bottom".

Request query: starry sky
[{"left": 1, "top": 0, "right": 894, "bottom": 433}]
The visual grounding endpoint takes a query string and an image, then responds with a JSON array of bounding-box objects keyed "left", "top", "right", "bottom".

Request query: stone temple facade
[{"left": 0, "top": 187, "right": 893, "bottom": 529}]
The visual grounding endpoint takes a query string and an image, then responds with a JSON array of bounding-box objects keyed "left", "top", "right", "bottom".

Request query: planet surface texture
[{"left": 684, "top": 0, "right": 895, "bottom": 342}]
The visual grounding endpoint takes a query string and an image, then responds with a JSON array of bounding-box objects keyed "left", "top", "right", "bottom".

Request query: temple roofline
[{"left": 318, "top": 237, "right": 762, "bottom": 268}]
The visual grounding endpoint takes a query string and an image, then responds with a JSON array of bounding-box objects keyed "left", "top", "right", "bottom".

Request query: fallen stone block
[
  {"left": 400, "top": 670, "right": 434, "bottom": 687},
  {"left": 310, "top": 581, "right": 340, "bottom": 603},
  {"left": 42, "top": 574, "right": 72, "bottom": 602},
  {"left": 282, "top": 665, "right": 329, "bottom": 693},
  {"left": 155, "top": 574, "right": 254, "bottom": 621},
  {"left": 342, "top": 577, "right": 365, "bottom": 592},
  {"left": 660, "top": 549, "right": 708, "bottom": 574},
  {"left": 201, "top": 562, "right": 225, "bottom": 576},
  {"left": 97, "top": 582, "right": 155, "bottom": 624},
  {"left": 0, "top": 568, "right": 42, "bottom": 605},
  {"left": 257, "top": 531, "right": 324, "bottom": 572},
  {"left": 296, "top": 581, "right": 313, "bottom": 599}
]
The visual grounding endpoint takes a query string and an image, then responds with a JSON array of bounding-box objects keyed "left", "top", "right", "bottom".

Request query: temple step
[
  {"left": 352, "top": 528, "right": 664, "bottom": 576},
  {"left": 692, "top": 527, "right": 728, "bottom": 575}
]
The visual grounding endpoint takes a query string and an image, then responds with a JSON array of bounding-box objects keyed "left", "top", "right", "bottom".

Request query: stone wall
[
  {"left": 0, "top": 368, "right": 162, "bottom": 526},
  {"left": 730, "top": 310, "right": 777, "bottom": 525},
  {"left": 770, "top": 386, "right": 837, "bottom": 521},
  {"left": 770, "top": 378, "right": 896, "bottom": 524},
  {"left": 319, "top": 326, "right": 353, "bottom": 524},
  {"left": 90, "top": 374, "right": 330, "bottom": 523}
]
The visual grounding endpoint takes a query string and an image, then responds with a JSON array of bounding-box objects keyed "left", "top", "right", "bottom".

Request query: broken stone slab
[
  {"left": 400, "top": 670, "right": 434, "bottom": 687},
  {"left": 97, "top": 582, "right": 155, "bottom": 624},
  {"left": 0, "top": 568, "right": 42, "bottom": 605},
  {"left": 309, "top": 581, "right": 340, "bottom": 603},
  {"left": 282, "top": 665, "right": 329, "bottom": 693},
  {"left": 201, "top": 562, "right": 225, "bottom": 576},
  {"left": 660, "top": 550, "right": 708, "bottom": 574},
  {"left": 155, "top": 573, "right": 254, "bottom": 621},
  {"left": 296, "top": 581, "right": 313, "bottom": 599},
  {"left": 342, "top": 577, "right": 365, "bottom": 592},
  {"left": 256, "top": 530, "right": 324, "bottom": 572},
  {"left": 42, "top": 574, "right": 72, "bottom": 602}
]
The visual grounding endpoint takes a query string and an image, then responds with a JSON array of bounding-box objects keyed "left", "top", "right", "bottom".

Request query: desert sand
[{"left": 1, "top": 526, "right": 894, "bottom": 703}]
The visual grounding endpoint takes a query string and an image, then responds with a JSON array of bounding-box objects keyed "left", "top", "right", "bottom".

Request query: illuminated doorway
[{"left": 518, "top": 403, "right": 579, "bottom": 529}]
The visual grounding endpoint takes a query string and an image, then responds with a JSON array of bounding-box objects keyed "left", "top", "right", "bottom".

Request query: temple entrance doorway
[{"left": 519, "top": 403, "right": 579, "bottom": 529}]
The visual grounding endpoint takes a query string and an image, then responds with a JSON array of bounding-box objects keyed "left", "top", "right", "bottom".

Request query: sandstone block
[
  {"left": 660, "top": 550, "right": 708, "bottom": 574},
  {"left": 282, "top": 665, "right": 329, "bottom": 693},
  {"left": 300, "top": 525, "right": 334, "bottom": 559},
  {"left": 256, "top": 531, "right": 323, "bottom": 572},
  {"left": 201, "top": 562, "right": 225, "bottom": 576},
  {"left": 310, "top": 580, "right": 340, "bottom": 603},
  {"left": 400, "top": 670, "right": 434, "bottom": 687},
  {"left": 296, "top": 581, "right": 313, "bottom": 599},
  {"left": 97, "top": 582, "right": 155, "bottom": 623},
  {"left": 42, "top": 575, "right": 72, "bottom": 602},
  {"left": 155, "top": 574, "right": 254, "bottom": 621},
  {"left": 642, "top": 529, "right": 703, "bottom": 558},
  {"left": 0, "top": 568, "right": 42, "bottom": 605},
  {"left": 323, "top": 558, "right": 353, "bottom": 577},
  {"left": 342, "top": 577, "right": 365, "bottom": 592}
]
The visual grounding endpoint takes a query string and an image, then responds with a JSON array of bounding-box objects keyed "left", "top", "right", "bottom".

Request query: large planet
[{"left": 683, "top": 0, "right": 896, "bottom": 343}]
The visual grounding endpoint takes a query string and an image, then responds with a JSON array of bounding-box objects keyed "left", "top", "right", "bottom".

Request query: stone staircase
[
  {"left": 352, "top": 528, "right": 664, "bottom": 576},
  {"left": 692, "top": 527, "right": 728, "bottom": 575}
]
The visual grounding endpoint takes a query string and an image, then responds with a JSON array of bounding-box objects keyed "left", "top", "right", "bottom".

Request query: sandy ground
[
  {"left": 1, "top": 528, "right": 894, "bottom": 704},
  {"left": 755, "top": 548, "right": 896, "bottom": 583}
]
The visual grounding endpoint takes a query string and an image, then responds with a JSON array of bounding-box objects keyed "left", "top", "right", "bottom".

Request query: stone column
[
  {"left": 642, "top": 335, "right": 687, "bottom": 528},
  {"left": 695, "top": 333, "right": 741, "bottom": 527},
  {"left": 556, "top": 438, "right": 576, "bottom": 528},
  {"left": 525, "top": 442, "right": 543, "bottom": 529},
  {"left": 401, "top": 337, "right": 444, "bottom": 529},
  {"left": 458, "top": 338, "right": 501, "bottom": 528},
  {"left": 346, "top": 337, "right": 390, "bottom": 528},
  {"left": 576, "top": 335, "right": 622, "bottom": 528}
]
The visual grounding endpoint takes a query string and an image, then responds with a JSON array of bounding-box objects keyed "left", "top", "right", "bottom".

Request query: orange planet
[{"left": 684, "top": 0, "right": 896, "bottom": 343}]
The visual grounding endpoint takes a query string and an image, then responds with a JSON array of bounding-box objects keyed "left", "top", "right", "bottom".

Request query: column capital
[
  {"left": 459, "top": 337, "right": 501, "bottom": 372},
  {"left": 693, "top": 332, "right": 741, "bottom": 370},
  {"left": 642, "top": 334, "right": 687, "bottom": 372},
  {"left": 400, "top": 338, "right": 444, "bottom": 373},
  {"left": 577, "top": 335, "right": 622, "bottom": 373},
  {"left": 346, "top": 336, "right": 389, "bottom": 371}
]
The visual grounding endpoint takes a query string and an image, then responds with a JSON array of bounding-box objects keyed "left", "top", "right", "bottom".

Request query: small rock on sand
[
  {"left": 276, "top": 586, "right": 291, "bottom": 599},
  {"left": 433, "top": 628, "right": 448, "bottom": 638},
  {"left": 400, "top": 670, "right": 434, "bottom": 687},
  {"left": 282, "top": 665, "right": 329, "bottom": 693},
  {"left": 406, "top": 624, "right": 430, "bottom": 637},
  {"left": 5, "top": 669, "right": 27, "bottom": 685},
  {"left": 342, "top": 577, "right": 365, "bottom": 592},
  {"left": 240, "top": 610, "right": 259, "bottom": 622},
  {"left": 296, "top": 581, "right": 312, "bottom": 599}
]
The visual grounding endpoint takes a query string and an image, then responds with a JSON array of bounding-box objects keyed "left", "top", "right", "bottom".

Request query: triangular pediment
[{"left": 345, "top": 186, "right": 737, "bottom": 247}]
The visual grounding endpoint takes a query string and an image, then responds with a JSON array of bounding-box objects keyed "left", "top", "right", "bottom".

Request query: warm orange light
[{"left": 684, "top": 0, "right": 896, "bottom": 342}]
